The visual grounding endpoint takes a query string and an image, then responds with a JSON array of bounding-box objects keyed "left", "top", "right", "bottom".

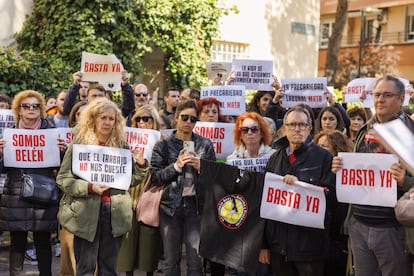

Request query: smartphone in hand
[{"left": 183, "top": 141, "right": 195, "bottom": 155}]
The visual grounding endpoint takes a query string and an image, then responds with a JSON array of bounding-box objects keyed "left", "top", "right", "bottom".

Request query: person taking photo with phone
[{"left": 151, "top": 100, "right": 216, "bottom": 275}]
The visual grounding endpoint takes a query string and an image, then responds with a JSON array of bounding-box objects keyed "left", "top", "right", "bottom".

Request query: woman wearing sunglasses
[
  {"left": 227, "top": 112, "right": 275, "bottom": 160},
  {"left": 151, "top": 100, "right": 216, "bottom": 275},
  {"left": 117, "top": 104, "right": 162, "bottom": 276},
  {"left": 0, "top": 90, "right": 66, "bottom": 275}
]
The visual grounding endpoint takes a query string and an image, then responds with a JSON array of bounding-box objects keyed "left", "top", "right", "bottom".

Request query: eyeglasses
[
  {"left": 20, "top": 103, "right": 41, "bottom": 110},
  {"left": 180, "top": 114, "right": 198, "bottom": 123},
  {"left": 134, "top": 93, "right": 148, "bottom": 97},
  {"left": 285, "top": 122, "right": 309, "bottom": 130},
  {"left": 135, "top": 116, "right": 153, "bottom": 123},
  {"left": 240, "top": 126, "right": 260, "bottom": 134},
  {"left": 373, "top": 92, "right": 399, "bottom": 99}
]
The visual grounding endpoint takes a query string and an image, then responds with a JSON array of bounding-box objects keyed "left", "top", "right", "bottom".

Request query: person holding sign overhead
[
  {"left": 151, "top": 100, "right": 216, "bottom": 275},
  {"left": 331, "top": 76, "right": 414, "bottom": 276},
  {"left": 57, "top": 98, "right": 148, "bottom": 276},
  {"left": 0, "top": 90, "right": 67, "bottom": 276},
  {"left": 117, "top": 104, "right": 162, "bottom": 276},
  {"left": 260, "top": 105, "right": 335, "bottom": 276}
]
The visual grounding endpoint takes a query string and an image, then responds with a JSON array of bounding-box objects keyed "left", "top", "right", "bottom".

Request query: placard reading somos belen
[{"left": 72, "top": 144, "right": 132, "bottom": 190}]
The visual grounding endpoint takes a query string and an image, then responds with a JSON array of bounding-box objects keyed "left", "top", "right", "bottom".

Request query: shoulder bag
[
  {"left": 135, "top": 172, "right": 163, "bottom": 227},
  {"left": 21, "top": 170, "right": 59, "bottom": 205}
]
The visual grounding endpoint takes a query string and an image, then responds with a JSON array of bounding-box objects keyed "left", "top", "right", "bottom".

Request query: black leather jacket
[{"left": 151, "top": 131, "right": 216, "bottom": 216}]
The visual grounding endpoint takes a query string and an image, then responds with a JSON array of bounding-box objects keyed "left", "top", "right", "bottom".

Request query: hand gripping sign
[{"left": 260, "top": 172, "right": 327, "bottom": 229}]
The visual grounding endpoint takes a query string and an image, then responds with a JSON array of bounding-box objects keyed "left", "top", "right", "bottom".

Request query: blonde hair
[
  {"left": 74, "top": 98, "right": 126, "bottom": 147},
  {"left": 12, "top": 90, "right": 46, "bottom": 121},
  {"left": 131, "top": 104, "right": 161, "bottom": 130}
]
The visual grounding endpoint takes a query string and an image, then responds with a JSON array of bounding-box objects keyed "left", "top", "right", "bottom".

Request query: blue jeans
[
  {"left": 74, "top": 203, "right": 123, "bottom": 276},
  {"left": 159, "top": 196, "right": 202, "bottom": 276}
]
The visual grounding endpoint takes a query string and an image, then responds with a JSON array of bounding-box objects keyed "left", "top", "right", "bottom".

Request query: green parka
[{"left": 57, "top": 143, "right": 148, "bottom": 242}]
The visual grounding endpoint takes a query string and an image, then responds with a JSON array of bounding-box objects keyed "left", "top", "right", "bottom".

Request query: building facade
[{"left": 319, "top": 0, "right": 414, "bottom": 82}]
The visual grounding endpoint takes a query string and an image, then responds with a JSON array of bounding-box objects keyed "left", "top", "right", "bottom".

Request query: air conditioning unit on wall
[{"left": 377, "top": 10, "right": 388, "bottom": 24}]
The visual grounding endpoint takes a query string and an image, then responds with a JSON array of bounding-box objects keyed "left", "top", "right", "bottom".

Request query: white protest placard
[
  {"left": 0, "top": 109, "right": 15, "bottom": 138},
  {"left": 200, "top": 85, "right": 246, "bottom": 116},
  {"left": 399, "top": 77, "right": 411, "bottom": 106},
  {"left": 81, "top": 51, "right": 124, "bottom": 83},
  {"left": 373, "top": 119, "right": 414, "bottom": 176},
  {"left": 56, "top": 128, "right": 75, "bottom": 145},
  {"left": 206, "top": 62, "right": 232, "bottom": 85},
  {"left": 281, "top": 77, "right": 327, "bottom": 108},
  {"left": 3, "top": 128, "right": 61, "bottom": 168},
  {"left": 72, "top": 144, "right": 132, "bottom": 190},
  {"left": 260, "top": 172, "right": 326, "bottom": 229},
  {"left": 336, "top": 152, "right": 398, "bottom": 207},
  {"left": 231, "top": 59, "right": 273, "bottom": 90},
  {"left": 124, "top": 127, "right": 161, "bottom": 162},
  {"left": 193, "top": 122, "right": 234, "bottom": 159},
  {"left": 226, "top": 157, "right": 270, "bottom": 172},
  {"left": 343, "top": 78, "right": 377, "bottom": 107}
]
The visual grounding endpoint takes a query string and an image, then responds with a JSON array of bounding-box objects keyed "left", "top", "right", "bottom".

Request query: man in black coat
[{"left": 260, "top": 105, "right": 335, "bottom": 276}]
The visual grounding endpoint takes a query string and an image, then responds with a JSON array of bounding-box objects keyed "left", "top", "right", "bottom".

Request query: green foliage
[{"left": 0, "top": 0, "right": 226, "bottom": 97}]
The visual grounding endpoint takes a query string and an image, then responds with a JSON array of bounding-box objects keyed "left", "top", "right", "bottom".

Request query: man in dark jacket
[
  {"left": 151, "top": 100, "right": 216, "bottom": 276},
  {"left": 260, "top": 105, "right": 335, "bottom": 276},
  {"left": 332, "top": 75, "right": 413, "bottom": 276}
]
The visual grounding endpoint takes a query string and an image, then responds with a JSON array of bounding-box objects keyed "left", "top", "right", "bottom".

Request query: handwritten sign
[
  {"left": 226, "top": 157, "right": 270, "bottom": 172},
  {"left": 260, "top": 172, "right": 326, "bottom": 229},
  {"left": 124, "top": 127, "right": 161, "bottom": 162},
  {"left": 206, "top": 62, "right": 232, "bottom": 85},
  {"left": 3, "top": 128, "right": 61, "bottom": 168},
  {"left": 336, "top": 152, "right": 397, "bottom": 207},
  {"left": 193, "top": 122, "right": 234, "bottom": 159},
  {"left": 81, "top": 51, "right": 124, "bottom": 83},
  {"left": 343, "top": 78, "right": 377, "bottom": 107},
  {"left": 200, "top": 85, "right": 246, "bottom": 116},
  {"left": 0, "top": 109, "right": 15, "bottom": 138},
  {"left": 72, "top": 144, "right": 132, "bottom": 190},
  {"left": 231, "top": 59, "right": 273, "bottom": 90},
  {"left": 282, "top": 77, "right": 327, "bottom": 108}
]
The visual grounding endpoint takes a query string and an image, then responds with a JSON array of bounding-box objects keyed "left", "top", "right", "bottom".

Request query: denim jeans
[
  {"left": 74, "top": 202, "right": 123, "bottom": 276},
  {"left": 159, "top": 196, "right": 202, "bottom": 276}
]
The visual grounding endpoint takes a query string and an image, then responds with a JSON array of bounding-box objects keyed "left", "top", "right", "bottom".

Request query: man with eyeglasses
[
  {"left": 260, "top": 105, "right": 335, "bottom": 276},
  {"left": 332, "top": 75, "right": 414, "bottom": 276},
  {"left": 151, "top": 100, "right": 216, "bottom": 275}
]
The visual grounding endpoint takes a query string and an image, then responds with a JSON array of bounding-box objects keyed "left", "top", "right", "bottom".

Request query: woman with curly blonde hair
[{"left": 57, "top": 98, "right": 148, "bottom": 275}]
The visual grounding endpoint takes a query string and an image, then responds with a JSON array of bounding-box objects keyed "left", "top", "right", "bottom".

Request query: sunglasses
[
  {"left": 180, "top": 114, "right": 198, "bottom": 123},
  {"left": 240, "top": 126, "right": 260, "bottom": 134},
  {"left": 135, "top": 116, "right": 153, "bottom": 123},
  {"left": 20, "top": 103, "right": 41, "bottom": 110},
  {"left": 134, "top": 93, "right": 148, "bottom": 97}
]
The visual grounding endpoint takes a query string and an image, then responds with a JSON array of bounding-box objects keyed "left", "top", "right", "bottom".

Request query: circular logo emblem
[{"left": 217, "top": 194, "right": 248, "bottom": 229}]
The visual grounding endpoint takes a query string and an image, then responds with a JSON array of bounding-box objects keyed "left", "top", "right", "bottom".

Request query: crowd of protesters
[{"left": 0, "top": 70, "right": 413, "bottom": 276}]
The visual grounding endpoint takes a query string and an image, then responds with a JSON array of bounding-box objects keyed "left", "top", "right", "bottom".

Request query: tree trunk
[{"left": 325, "top": 0, "right": 348, "bottom": 86}]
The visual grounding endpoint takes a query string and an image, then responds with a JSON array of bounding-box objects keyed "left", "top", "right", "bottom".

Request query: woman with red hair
[
  {"left": 228, "top": 112, "right": 275, "bottom": 159},
  {"left": 196, "top": 97, "right": 228, "bottom": 123}
]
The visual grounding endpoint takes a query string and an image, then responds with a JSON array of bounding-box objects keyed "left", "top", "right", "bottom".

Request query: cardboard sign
[
  {"left": 336, "top": 152, "right": 397, "bottom": 207},
  {"left": 193, "top": 122, "right": 234, "bottom": 159},
  {"left": 231, "top": 59, "right": 273, "bottom": 90},
  {"left": 281, "top": 77, "right": 327, "bottom": 108},
  {"left": 124, "top": 127, "right": 161, "bottom": 162},
  {"left": 0, "top": 109, "right": 15, "bottom": 138},
  {"left": 72, "top": 144, "right": 132, "bottom": 190},
  {"left": 81, "top": 51, "right": 124, "bottom": 83},
  {"left": 260, "top": 172, "right": 326, "bottom": 229},
  {"left": 3, "top": 128, "right": 61, "bottom": 168},
  {"left": 200, "top": 85, "right": 246, "bottom": 116},
  {"left": 226, "top": 157, "right": 270, "bottom": 172},
  {"left": 206, "top": 62, "right": 232, "bottom": 85}
]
